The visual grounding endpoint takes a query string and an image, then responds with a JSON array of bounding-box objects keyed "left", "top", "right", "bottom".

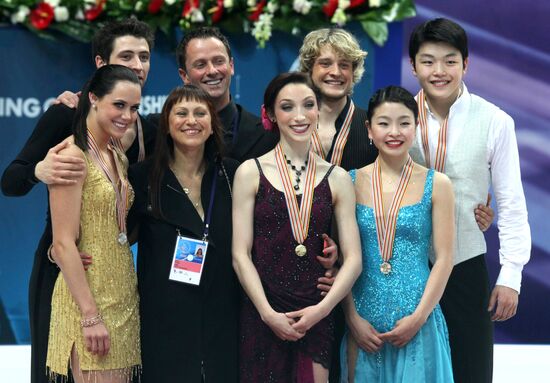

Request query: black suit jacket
[{"left": 230, "top": 104, "right": 278, "bottom": 162}]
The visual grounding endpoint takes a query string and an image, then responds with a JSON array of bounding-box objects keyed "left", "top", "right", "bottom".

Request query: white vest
[{"left": 410, "top": 94, "right": 497, "bottom": 265}]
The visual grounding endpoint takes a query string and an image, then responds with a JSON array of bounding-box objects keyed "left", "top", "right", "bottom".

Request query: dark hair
[
  {"left": 149, "top": 85, "right": 225, "bottom": 218},
  {"left": 366, "top": 86, "right": 418, "bottom": 124},
  {"left": 263, "top": 72, "right": 321, "bottom": 131},
  {"left": 73, "top": 65, "right": 141, "bottom": 151},
  {"left": 176, "top": 27, "right": 232, "bottom": 71},
  {"left": 409, "top": 18, "right": 468, "bottom": 66},
  {"left": 92, "top": 17, "right": 155, "bottom": 62}
]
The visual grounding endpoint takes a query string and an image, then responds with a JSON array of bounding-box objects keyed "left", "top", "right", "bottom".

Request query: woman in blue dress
[{"left": 341, "top": 86, "right": 455, "bottom": 382}]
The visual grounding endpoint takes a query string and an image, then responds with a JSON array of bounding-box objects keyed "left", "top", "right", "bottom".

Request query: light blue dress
[{"left": 341, "top": 169, "right": 453, "bottom": 383}]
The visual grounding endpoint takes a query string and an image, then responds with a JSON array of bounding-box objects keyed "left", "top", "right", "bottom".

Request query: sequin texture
[{"left": 46, "top": 149, "right": 141, "bottom": 379}]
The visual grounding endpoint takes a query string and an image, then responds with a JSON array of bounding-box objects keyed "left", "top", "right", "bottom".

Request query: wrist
[
  {"left": 81, "top": 313, "right": 103, "bottom": 328},
  {"left": 33, "top": 161, "right": 44, "bottom": 183}
]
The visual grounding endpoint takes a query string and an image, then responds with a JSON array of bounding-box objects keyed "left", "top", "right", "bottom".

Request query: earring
[
  {"left": 92, "top": 104, "right": 97, "bottom": 110},
  {"left": 369, "top": 138, "right": 373, "bottom": 146}
]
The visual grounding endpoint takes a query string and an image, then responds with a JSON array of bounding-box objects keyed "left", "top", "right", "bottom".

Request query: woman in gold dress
[{"left": 46, "top": 65, "right": 141, "bottom": 383}]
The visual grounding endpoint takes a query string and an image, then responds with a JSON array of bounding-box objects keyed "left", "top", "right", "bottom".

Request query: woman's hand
[
  {"left": 348, "top": 314, "right": 383, "bottom": 353},
  {"left": 379, "top": 313, "right": 424, "bottom": 348},
  {"left": 263, "top": 310, "right": 305, "bottom": 342},
  {"left": 285, "top": 304, "right": 328, "bottom": 334},
  {"left": 83, "top": 322, "right": 110, "bottom": 356}
]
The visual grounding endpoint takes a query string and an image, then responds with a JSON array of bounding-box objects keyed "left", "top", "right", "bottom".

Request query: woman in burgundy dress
[{"left": 232, "top": 72, "right": 362, "bottom": 383}]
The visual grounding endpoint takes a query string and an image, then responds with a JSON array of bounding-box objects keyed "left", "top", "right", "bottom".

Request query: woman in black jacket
[{"left": 129, "top": 85, "right": 239, "bottom": 383}]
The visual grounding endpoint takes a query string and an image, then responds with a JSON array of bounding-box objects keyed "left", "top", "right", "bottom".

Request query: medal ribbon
[
  {"left": 111, "top": 117, "right": 146, "bottom": 162},
  {"left": 417, "top": 89, "right": 448, "bottom": 172},
  {"left": 274, "top": 144, "right": 316, "bottom": 245},
  {"left": 87, "top": 130, "right": 130, "bottom": 238},
  {"left": 372, "top": 156, "right": 414, "bottom": 263},
  {"left": 310, "top": 100, "right": 355, "bottom": 166}
]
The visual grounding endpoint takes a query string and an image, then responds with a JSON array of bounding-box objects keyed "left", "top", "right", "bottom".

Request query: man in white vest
[{"left": 408, "top": 18, "right": 531, "bottom": 383}]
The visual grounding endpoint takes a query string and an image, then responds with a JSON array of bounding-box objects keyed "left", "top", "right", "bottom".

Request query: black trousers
[
  {"left": 440, "top": 254, "right": 493, "bottom": 383},
  {"left": 28, "top": 229, "right": 72, "bottom": 383}
]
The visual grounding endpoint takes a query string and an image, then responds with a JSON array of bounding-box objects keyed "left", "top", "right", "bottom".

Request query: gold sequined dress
[{"left": 46, "top": 148, "right": 140, "bottom": 378}]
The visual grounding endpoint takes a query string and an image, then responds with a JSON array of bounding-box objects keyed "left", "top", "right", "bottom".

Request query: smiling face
[
  {"left": 310, "top": 45, "right": 354, "bottom": 102},
  {"left": 168, "top": 98, "right": 213, "bottom": 151},
  {"left": 179, "top": 37, "right": 234, "bottom": 110},
  {"left": 367, "top": 102, "right": 416, "bottom": 157},
  {"left": 411, "top": 41, "right": 467, "bottom": 106},
  {"left": 89, "top": 80, "right": 141, "bottom": 140},
  {"left": 272, "top": 83, "right": 319, "bottom": 143},
  {"left": 96, "top": 35, "right": 151, "bottom": 87}
]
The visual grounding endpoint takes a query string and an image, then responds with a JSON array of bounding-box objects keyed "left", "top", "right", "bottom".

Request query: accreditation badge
[{"left": 169, "top": 234, "right": 208, "bottom": 286}]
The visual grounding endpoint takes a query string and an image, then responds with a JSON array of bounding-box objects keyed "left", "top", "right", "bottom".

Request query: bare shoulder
[
  {"left": 432, "top": 171, "right": 454, "bottom": 201},
  {"left": 58, "top": 137, "right": 85, "bottom": 159}
]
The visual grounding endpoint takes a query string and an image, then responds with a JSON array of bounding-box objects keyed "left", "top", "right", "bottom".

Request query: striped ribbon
[
  {"left": 274, "top": 143, "right": 316, "bottom": 245},
  {"left": 87, "top": 129, "right": 130, "bottom": 240},
  {"left": 311, "top": 100, "right": 355, "bottom": 166},
  {"left": 372, "top": 156, "right": 414, "bottom": 263},
  {"left": 417, "top": 89, "right": 448, "bottom": 172},
  {"left": 110, "top": 118, "right": 145, "bottom": 162}
]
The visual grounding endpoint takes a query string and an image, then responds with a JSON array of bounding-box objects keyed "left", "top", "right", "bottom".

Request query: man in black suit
[{"left": 173, "top": 27, "right": 278, "bottom": 161}]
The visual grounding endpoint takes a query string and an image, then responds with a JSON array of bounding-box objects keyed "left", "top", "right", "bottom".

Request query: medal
[
  {"left": 311, "top": 100, "right": 355, "bottom": 166},
  {"left": 417, "top": 89, "right": 449, "bottom": 172},
  {"left": 274, "top": 144, "right": 317, "bottom": 258},
  {"left": 372, "top": 156, "right": 415, "bottom": 275},
  {"left": 118, "top": 232, "right": 128, "bottom": 245},
  {"left": 295, "top": 244, "right": 307, "bottom": 257},
  {"left": 380, "top": 261, "right": 392, "bottom": 275}
]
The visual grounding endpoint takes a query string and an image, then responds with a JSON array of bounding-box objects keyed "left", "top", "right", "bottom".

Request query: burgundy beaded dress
[{"left": 239, "top": 160, "right": 335, "bottom": 383}]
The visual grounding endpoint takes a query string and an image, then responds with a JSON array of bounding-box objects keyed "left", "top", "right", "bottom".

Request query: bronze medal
[
  {"left": 295, "top": 244, "right": 307, "bottom": 257},
  {"left": 380, "top": 261, "right": 392, "bottom": 275}
]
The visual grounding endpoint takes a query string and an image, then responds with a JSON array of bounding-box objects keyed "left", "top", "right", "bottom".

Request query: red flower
[
  {"left": 182, "top": 0, "right": 200, "bottom": 17},
  {"left": 248, "top": 0, "right": 266, "bottom": 22},
  {"left": 148, "top": 0, "right": 164, "bottom": 14},
  {"left": 29, "top": 2, "right": 54, "bottom": 30},
  {"left": 322, "top": 0, "right": 338, "bottom": 17},
  {"left": 85, "top": 0, "right": 106, "bottom": 21},
  {"left": 212, "top": 0, "right": 224, "bottom": 23},
  {"left": 349, "top": 0, "right": 365, "bottom": 8}
]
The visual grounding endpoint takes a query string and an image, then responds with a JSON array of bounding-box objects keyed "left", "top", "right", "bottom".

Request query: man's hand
[
  {"left": 316, "top": 233, "right": 338, "bottom": 296},
  {"left": 488, "top": 285, "right": 518, "bottom": 321},
  {"left": 51, "top": 90, "right": 81, "bottom": 109},
  {"left": 35, "top": 141, "right": 86, "bottom": 185},
  {"left": 475, "top": 194, "right": 495, "bottom": 232}
]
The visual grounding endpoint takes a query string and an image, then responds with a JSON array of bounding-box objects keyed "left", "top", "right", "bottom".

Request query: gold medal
[
  {"left": 380, "top": 261, "right": 392, "bottom": 275},
  {"left": 295, "top": 244, "right": 307, "bottom": 257}
]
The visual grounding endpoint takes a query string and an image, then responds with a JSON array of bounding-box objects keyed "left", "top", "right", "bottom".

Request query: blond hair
[{"left": 299, "top": 28, "right": 368, "bottom": 86}]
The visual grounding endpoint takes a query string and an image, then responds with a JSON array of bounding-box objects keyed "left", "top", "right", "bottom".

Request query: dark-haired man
[
  {"left": 1, "top": 18, "right": 156, "bottom": 383},
  {"left": 408, "top": 18, "right": 531, "bottom": 383},
  {"left": 167, "top": 26, "right": 278, "bottom": 161}
]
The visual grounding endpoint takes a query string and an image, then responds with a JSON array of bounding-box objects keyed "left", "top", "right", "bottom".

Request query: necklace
[
  {"left": 170, "top": 166, "right": 202, "bottom": 209},
  {"left": 284, "top": 155, "right": 308, "bottom": 191}
]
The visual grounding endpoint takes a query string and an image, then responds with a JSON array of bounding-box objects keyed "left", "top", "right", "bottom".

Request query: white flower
[
  {"left": 223, "top": 0, "right": 233, "bottom": 8},
  {"left": 75, "top": 9, "right": 84, "bottom": 20},
  {"left": 190, "top": 8, "right": 205, "bottom": 23},
  {"left": 54, "top": 6, "right": 69, "bottom": 22},
  {"left": 45, "top": 0, "right": 60, "bottom": 7},
  {"left": 252, "top": 12, "right": 273, "bottom": 47},
  {"left": 331, "top": 8, "right": 347, "bottom": 26},
  {"left": 369, "top": 0, "right": 381, "bottom": 7},
  {"left": 134, "top": 1, "right": 144, "bottom": 11},
  {"left": 165, "top": 0, "right": 176, "bottom": 5},
  {"left": 293, "top": 0, "right": 312, "bottom": 15},
  {"left": 10, "top": 5, "right": 29, "bottom": 24},
  {"left": 247, "top": 0, "right": 256, "bottom": 7},
  {"left": 266, "top": 1, "right": 278, "bottom": 13},
  {"left": 338, "top": 0, "right": 350, "bottom": 9}
]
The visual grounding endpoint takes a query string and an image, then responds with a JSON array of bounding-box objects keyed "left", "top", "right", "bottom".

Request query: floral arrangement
[{"left": 0, "top": 0, "right": 415, "bottom": 47}]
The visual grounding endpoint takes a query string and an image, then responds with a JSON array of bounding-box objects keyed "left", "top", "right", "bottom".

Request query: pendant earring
[{"left": 369, "top": 138, "right": 373, "bottom": 146}]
